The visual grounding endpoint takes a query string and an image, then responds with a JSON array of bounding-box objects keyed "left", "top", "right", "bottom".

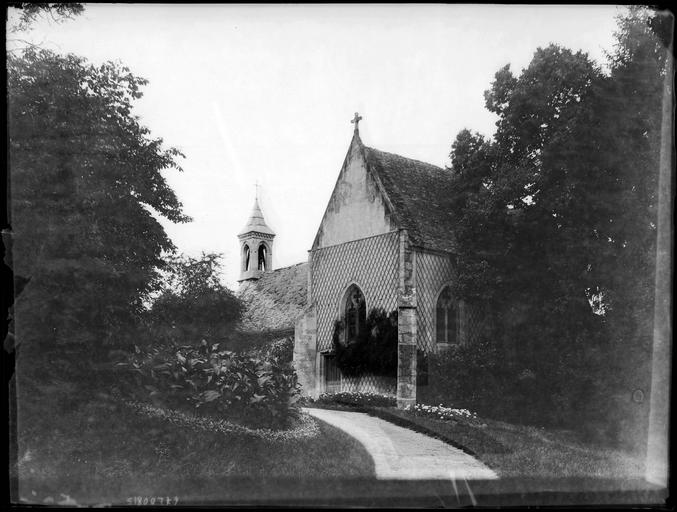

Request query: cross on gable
[{"left": 351, "top": 112, "right": 362, "bottom": 132}]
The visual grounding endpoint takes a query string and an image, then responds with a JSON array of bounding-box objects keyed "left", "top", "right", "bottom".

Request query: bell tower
[{"left": 238, "top": 193, "right": 275, "bottom": 282}]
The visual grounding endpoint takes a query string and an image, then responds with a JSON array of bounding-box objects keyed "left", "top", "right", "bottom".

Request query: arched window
[
  {"left": 258, "top": 244, "right": 267, "bottom": 271},
  {"left": 436, "top": 285, "right": 458, "bottom": 344},
  {"left": 343, "top": 284, "right": 366, "bottom": 344},
  {"left": 243, "top": 244, "right": 250, "bottom": 271}
]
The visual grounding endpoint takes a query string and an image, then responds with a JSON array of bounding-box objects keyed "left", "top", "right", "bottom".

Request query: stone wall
[
  {"left": 397, "top": 230, "right": 417, "bottom": 409},
  {"left": 293, "top": 305, "right": 318, "bottom": 398}
]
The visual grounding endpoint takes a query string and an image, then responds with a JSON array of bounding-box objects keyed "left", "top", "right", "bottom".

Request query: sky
[{"left": 8, "top": 4, "right": 623, "bottom": 288}]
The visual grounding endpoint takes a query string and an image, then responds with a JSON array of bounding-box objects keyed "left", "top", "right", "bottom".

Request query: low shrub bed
[
  {"left": 407, "top": 403, "right": 480, "bottom": 424},
  {"left": 124, "top": 400, "right": 320, "bottom": 442},
  {"left": 311, "top": 392, "right": 396, "bottom": 409},
  {"left": 119, "top": 339, "right": 301, "bottom": 429}
]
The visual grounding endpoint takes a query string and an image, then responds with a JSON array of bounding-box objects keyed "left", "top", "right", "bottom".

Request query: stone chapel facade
[{"left": 292, "top": 117, "right": 484, "bottom": 408}]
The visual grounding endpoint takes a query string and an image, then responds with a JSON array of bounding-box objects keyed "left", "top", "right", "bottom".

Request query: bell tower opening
[
  {"left": 243, "top": 244, "right": 251, "bottom": 272},
  {"left": 258, "top": 244, "right": 268, "bottom": 271},
  {"left": 237, "top": 193, "right": 275, "bottom": 283}
]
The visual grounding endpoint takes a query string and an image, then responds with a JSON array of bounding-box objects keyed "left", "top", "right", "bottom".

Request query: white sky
[{"left": 8, "top": 4, "right": 623, "bottom": 288}]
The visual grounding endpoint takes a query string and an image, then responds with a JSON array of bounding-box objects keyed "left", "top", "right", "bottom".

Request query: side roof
[
  {"left": 361, "top": 142, "right": 457, "bottom": 253},
  {"left": 238, "top": 262, "right": 308, "bottom": 331}
]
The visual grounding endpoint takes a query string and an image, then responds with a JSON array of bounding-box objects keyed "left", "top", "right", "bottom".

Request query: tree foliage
[
  {"left": 8, "top": 3, "right": 84, "bottom": 34},
  {"left": 9, "top": 47, "right": 189, "bottom": 377},
  {"left": 146, "top": 253, "right": 243, "bottom": 346},
  {"left": 444, "top": 6, "right": 670, "bottom": 444}
]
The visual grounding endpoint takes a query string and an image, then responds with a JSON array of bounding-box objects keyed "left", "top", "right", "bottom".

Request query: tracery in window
[
  {"left": 436, "top": 285, "right": 458, "bottom": 344},
  {"left": 343, "top": 285, "right": 366, "bottom": 344}
]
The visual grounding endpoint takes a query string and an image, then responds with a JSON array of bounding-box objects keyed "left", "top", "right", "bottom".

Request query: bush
[
  {"left": 119, "top": 339, "right": 301, "bottom": 429},
  {"left": 332, "top": 308, "right": 398, "bottom": 377},
  {"left": 315, "top": 392, "right": 396, "bottom": 408},
  {"left": 406, "top": 403, "right": 480, "bottom": 424},
  {"left": 423, "top": 339, "right": 508, "bottom": 417},
  {"left": 250, "top": 336, "right": 294, "bottom": 364},
  {"left": 423, "top": 336, "right": 637, "bottom": 438}
]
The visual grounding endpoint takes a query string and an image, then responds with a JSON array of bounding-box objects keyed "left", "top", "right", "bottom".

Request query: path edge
[{"left": 308, "top": 405, "right": 481, "bottom": 458}]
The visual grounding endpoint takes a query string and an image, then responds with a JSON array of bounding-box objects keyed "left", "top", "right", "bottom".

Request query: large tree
[
  {"left": 8, "top": 47, "right": 190, "bottom": 381},
  {"left": 445, "top": 7, "right": 669, "bottom": 443}
]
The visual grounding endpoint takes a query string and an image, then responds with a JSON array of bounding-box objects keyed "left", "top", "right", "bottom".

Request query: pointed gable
[
  {"left": 312, "top": 130, "right": 456, "bottom": 253},
  {"left": 312, "top": 132, "right": 396, "bottom": 249}
]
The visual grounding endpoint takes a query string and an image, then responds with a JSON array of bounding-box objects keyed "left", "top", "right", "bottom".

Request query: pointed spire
[{"left": 239, "top": 195, "right": 275, "bottom": 237}]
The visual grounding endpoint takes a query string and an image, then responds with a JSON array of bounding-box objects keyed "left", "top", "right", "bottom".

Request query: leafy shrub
[
  {"left": 315, "top": 392, "right": 396, "bottom": 408},
  {"left": 120, "top": 339, "right": 301, "bottom": 429},
  {"left": 423, "top": 336, "right": 631, "bottom": 434},
  {"left": 251, "top": 336, "right": 294, "bottom": 364},
  {"left": 423, "top": 339, "right": 511, "bottom": 418},
  {"left": 332, "top": 308, "right": 398, "bottom": 377}
]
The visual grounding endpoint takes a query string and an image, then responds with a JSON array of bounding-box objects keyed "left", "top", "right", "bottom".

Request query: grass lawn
[
  {"left": 12, "top": 388, "right": 375, "bottom": 506},
  {"left": 371, "top": 407, "right": 647, "bottom": 481}
]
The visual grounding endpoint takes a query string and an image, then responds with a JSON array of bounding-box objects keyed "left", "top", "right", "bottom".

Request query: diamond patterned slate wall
[
  {"left": 339, "top": 374, "right": 397, "bottom": 396},
  {"left": 311, "top": 231, "right": 400, "bottom": 352},
  {"left": 415, "top": 250, "right": 455, "bottom": 353}
]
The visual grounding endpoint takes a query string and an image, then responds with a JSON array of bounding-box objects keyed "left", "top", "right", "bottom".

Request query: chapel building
[{"left": 291, "top": 115, "right": 485, "bottom": 408}]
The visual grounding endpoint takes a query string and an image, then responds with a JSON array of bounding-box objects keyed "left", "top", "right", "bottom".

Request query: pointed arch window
[
  {"left": 243, "top": 244, "right": 251, "bottom": 271},
  {"left": 258, "top": 244, "right": 267, "bottom": 271},
  {"left": 343, "top": 284, "right": 366, "bottom": 344},
  {"left": 436, "top": 285, "right": 458, "bottom": 344}
]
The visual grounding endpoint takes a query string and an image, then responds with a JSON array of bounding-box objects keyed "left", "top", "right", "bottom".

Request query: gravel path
[{"left": 304, "top": 408, "right": 498, "bottom": 480}]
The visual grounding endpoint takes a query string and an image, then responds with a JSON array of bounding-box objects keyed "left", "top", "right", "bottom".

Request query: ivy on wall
[{"left": 332, "top": 308, "right": 398, "bottom": 377}]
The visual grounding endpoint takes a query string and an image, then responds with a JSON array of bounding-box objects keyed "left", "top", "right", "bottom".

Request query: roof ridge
[
  {"left": 269, "top": 262, "right": 307, "bottom": 272},
  {"left": 363, "top": 145, "right": 445, "bottom": 172}
]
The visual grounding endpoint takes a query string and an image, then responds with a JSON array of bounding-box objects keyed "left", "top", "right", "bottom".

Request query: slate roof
[
  {"left": 361, "top": 142, "right": 457, "bottom": 253},
  {"left": 239, "top": 198, "right": 275, "bottom": 237},
  {"left": 238, "top": 262, "right": 308, "bottom": 331}
]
